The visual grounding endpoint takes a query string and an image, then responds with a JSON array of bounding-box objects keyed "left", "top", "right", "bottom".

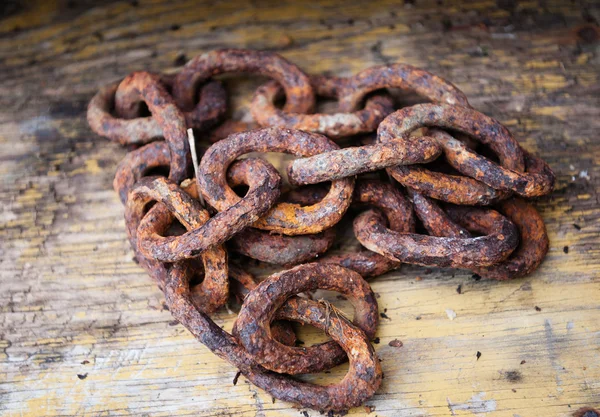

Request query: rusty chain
[{"left": 87, "top": 48, "right": 555, "bottom": 412}]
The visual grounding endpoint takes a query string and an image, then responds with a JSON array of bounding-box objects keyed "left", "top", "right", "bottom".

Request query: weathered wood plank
[{"left": 1, "top": 0, "right": 599, "bottom": 416}]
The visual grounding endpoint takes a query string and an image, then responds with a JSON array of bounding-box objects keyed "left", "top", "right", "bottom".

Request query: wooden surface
[{"left": 1, "top": 0, "right": 599, "bottom": 416}]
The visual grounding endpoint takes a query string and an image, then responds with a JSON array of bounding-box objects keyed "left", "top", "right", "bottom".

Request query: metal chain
[{"left": 87, "top": 48, "right": 554, "bottom": 412}]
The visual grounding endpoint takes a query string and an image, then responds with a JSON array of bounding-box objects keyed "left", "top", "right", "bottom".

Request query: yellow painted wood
[{"left": 1, "top": 0, "right": 599, "bottom": 416}]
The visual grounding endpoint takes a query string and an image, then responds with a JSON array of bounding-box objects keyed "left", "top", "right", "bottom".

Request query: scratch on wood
[{"left": 544, "top": 318, "right": 566, "bottom": 393}]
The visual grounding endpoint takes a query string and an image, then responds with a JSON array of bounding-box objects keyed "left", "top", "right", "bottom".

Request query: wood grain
[{"left": 1, "top": 0, "right": 599, "bottom": 416}]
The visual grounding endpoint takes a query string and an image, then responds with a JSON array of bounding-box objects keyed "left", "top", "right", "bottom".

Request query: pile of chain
[{"left": 87, "top": 49, "right": 554, "bottom": 412}]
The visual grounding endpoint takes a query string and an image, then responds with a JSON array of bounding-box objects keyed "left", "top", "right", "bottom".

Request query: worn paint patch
[
  {"left": 447, "top": 392, "right": 497, "bottom": 415},
  {"left": 446, "top": 309, "right": 457, "bottom": 320}
]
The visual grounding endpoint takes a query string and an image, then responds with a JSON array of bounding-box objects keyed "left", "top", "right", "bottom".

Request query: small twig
[
  {"left": 187, "top": 128, "right": 205, "bottom": 207},
  {"left": 317, "top": 298, "right": 347, "bottom": 335},
  {"left": 319, "top": 298, "right": 332, "bottom": 329}
]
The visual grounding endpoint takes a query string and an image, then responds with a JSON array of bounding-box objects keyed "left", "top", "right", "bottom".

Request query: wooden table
[{"left": 1, "top": 1, "right": 599, "bottom": 416}]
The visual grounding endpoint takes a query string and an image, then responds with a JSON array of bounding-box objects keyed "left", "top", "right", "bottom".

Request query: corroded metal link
[
  {"left": 90, "top": 71, "right": 190, "bottom": 183},
  {"left": 173, "top": 49, "right": 315, "bottom": 114},
  {"left": 310, "top": 74, "right": 344, "bottom": 97},
  {"left": 320, "top": 251, "right": 400, "bottom": 279},
  {"left": 354, "top": 203, "right": 518, "bottom": 269},
  {"left": 226, "top": 264, "right": 297, "bottom": 346},
  {"left": 283, "top": 183, "right": 330, "bottom": 206},
  {"left": 130, "top": 159, "right": 281, "bottom": 262},
  {"left": 321, "top": 180, "right": 415, "bottom": 278},
  {"left": 409, "top": 190, "right": 471, "bottom": 238},
  {"left": 413, "top": 192, "right": 549, "bottom": 279},
  {"left": 251, "top": 77, "right": 394, "bottom": 139},
  {"left": 430, "top": 129, "right": 555, "bottom": 198},
  {"left": 115, "top": 149, "right": 168, "bottom": 290},
  {"left": 389, "top": 163, "right": 509, "bottom": 205},
  {"left": 230, "top": 227, "right": 336, "bottom": 266},
  {"left": 198, "top": 127, "right": 355, "bottom": 235},
  {"left": 165, "top": 262, "right": 382, "bottom": 412},
  {"left": 233, "top": 263, "right": 379, "bottom": 375},
  {"left": 446, "top": 199, "right": 550, "bottom": 280},
  {"left": 287, "top": 134, "right": 440, "bottom": 185},
  {"left": 382, "top": 104, "right": 527, "bottom": 203},
  {"left": 113, "top": 141, "right": 172, "bottom": 204},
  {"left": 113, "top": 73, "right": 227, "bottom": 133},
  {"left": 353, "top": 180, "right": 415, "bottom": 232},
  {"left": 137, "top": 202, "right": 230, "bottom": 313},
  {"left": 336, "top": 63, "right": 471, "bottom": 112},
  {"left": 113, "top": 142, "right": 193, "bottom": 294},
  {"left": 226, "top": 176, "right": 337, "bottom": 266},
  {"left": 88, "top": 83, "right": 162, "bottom": 145},
  {"left": 113, "top": 142, "right": 173, "bottom": 291},
  {"left": 381, "top": 104, "right": 525, "bottom": 172},
  {"left": 113, "top": 73, "right": 176, "bottom": 119}
]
